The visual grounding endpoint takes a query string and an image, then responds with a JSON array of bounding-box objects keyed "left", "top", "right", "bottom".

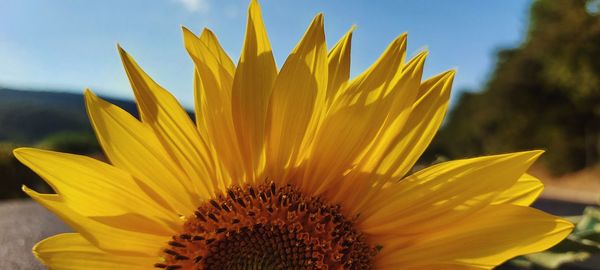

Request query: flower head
[{"left": 16, "top": 0, "right": 572, "bottom": 269}]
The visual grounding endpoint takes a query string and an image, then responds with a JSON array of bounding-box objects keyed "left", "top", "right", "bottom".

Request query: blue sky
[{"left": 1, "top": 0, "right": 531, "bottom": 107}]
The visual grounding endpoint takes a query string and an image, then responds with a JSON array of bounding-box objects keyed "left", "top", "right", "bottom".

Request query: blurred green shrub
[
  {"left": 0, "top": 131, "right": 100, "bottom": 200},
  {"left": 426, "top": 0, "right": 600, "bottom": 175},
  {"left": 0, "top": 142, "right": 51, "bottom": 199},
  {"left": 37, "top": 131, "right": 99, "bottom": 155}
]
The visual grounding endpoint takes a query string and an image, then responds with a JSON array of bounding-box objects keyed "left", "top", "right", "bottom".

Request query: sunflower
[{"left": 16, "top": 1, "right": 572, "bottom": 269}]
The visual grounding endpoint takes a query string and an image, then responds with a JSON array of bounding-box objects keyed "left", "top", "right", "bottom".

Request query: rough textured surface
[{"left": 0, "top": 199, "right": 70, "bottom": 270}]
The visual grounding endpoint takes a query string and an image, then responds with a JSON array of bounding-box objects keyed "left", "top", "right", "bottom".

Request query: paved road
[{"left": 0, "top": 199, "right": 69, "bottom": 270}]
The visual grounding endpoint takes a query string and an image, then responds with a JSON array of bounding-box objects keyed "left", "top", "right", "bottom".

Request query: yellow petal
[
  {"left": 379, "top": 263, "right": 490, "bottom": 270},
  {"left": 14, "top": 148, "right": 179, "bottom": 232},
  {"left": 265, "top": 14, "right": 328, "bottom": 183},
  {"left": 494, "top": 173, "right": 544, "bottom": 206},
  {"left": 24, "top": 187, "right": 168, "bottom": 256},
  {"left": 358, "top": 151, "right": 543, "bottom": 236},
  {"left": 331, "top": 33, "right": 407, "bottom": 109},
  {"left": 34, "top": 233, "right": 156, "bottom": 270},
  {"left": 326, "top": 26, "right": 354, "bottom": 106},
  {"left": 342, "top": 71, "right": 453, "bottom": 213},
  {"left": 363, "top": 70, "right": 454, "bottom": 180},
  {"left": 231, "top": 0, "right": 278, "bottom": 179},
  {"left": 302, "top": 35, "right": 408, "bottom": 196},
  {"left": 415, "top": 265, "right": 490, "bottom": 270},
  {"left": 84, "top": 90, "right": 196, "bottom": 215},
  {"left": 376, "top": 204, "right": 573, "bottom": 268},
  {"left": 379, "top": 49, "right": 426, "bottom": 122},
  {"left": 118, "top": 46, "right": 219, "bottom": 199},
  {"left": 193, "top": 71, "right": 212, "bottom": 144},
  {"left": 183, "top": 27, "right": 244, "bottom": 183},
  {"left": 325, "top": 50, "right": 428, "bottom": 207}
]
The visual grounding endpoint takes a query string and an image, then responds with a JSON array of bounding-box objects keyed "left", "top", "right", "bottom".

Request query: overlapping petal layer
[
  {"left": 19, "top": 1, "right": 572, "bottom": 269},
  {"left": 375, "top": 205, "right": 572, "bottom": 269}
]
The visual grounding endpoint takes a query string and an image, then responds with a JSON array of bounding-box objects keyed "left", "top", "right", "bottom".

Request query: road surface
[{"left": 0, "top": 199, "right": 69, "bottom": 269}]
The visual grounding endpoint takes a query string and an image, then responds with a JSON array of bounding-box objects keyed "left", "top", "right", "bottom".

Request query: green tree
[{"left": 428, "top": 0, "right": 600, "bottom": 174}]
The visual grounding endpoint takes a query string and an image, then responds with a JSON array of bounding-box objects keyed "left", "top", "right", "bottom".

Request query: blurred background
[{"left": 1, "top": 0, "right": 599, "bottom": 269}]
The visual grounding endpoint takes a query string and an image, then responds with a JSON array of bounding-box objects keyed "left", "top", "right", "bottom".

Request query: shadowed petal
[
  {"left": 85, "top": 90, "right": 196, "bottom": 215},
  {"left": 183, "top": 27, "right": 244, "bottom": 184},
  {"left": 231, "top": 0, "right": 278, "bottom": 180},
  {"left": 118, "top": 46, "right": 220, "bottom": 199},
  {"left": 326, "top": 26, "right": 354, "bottom": 106},
  {"left": 265, "top": 14, "right": 328, "bottom": 184}
]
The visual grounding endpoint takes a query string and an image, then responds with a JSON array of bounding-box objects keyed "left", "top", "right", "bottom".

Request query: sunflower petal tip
[
  {"left": 181, "top": 25, "right": 192, "bottom": 34},
  {"left": 508, "top": 150, "right": 545, "bottom": 167},
  {"left": 553, "top": 217, "right": 575, "bottom": 239},
  {"left": 22, "top": 185, "right": 45, "bottom": 200},
  {"left": 182, "top": 28, "right": 195, "bottom": 43},
  {"left": 441, "top": 69, "right": 457, "bottom": 81},
  {"left": 308, "top": 13, "right": 325, "bottom": 30},
  {"left": 116, "top": 44, "right": 131, "bottom": 60},
  {"left": 83, "top": 89, "right": 101, "bottom": 107},
  {"left": 392, "top": 33, "right": 407, "bottom": 44},
  {"left": 563, "top": 218, "right": 575, "bottom": 228},
  {"left": 12, "top": 147, "right": 22, "bottom": 157},
  {"left": 349, "top": 24, "right": 357, "bottom": 33},
  {"left": 409, "top": 49, "right": 429, "bottom": 65},
  {"left": 315, "top": 12, "right": 324, "bottom": 22},
  {"left": 12, "top": 147, "right": 30, "bottom": 159},
  {"left": 249, "top": 0, "right": 261, "bottom": 12},
  {"left": 12, "top": 148, "right": 46, "bottom": 166},
  {"left": 200, "top": 28, "right": 216, "bottom": 40},
  {"left": 31, "top": 241, "right": 44, "bottom": 262},
  {"left": 528, "top": 149, "right": 545, "bottom": 159},
  {"left": 21, "top": 184, "right": 39, "bottom": 197},
  {"left": 83, "top": 88, "right": 94, "bottom": 96}
]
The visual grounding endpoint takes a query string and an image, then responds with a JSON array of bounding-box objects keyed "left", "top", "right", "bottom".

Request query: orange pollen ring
[{"left": 154, "top": 182, "right": 377, "bottom": 269}]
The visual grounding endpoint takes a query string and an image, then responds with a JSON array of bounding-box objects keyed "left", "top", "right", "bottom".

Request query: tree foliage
[{"left": 428, "top": 0, "right": 600, "bottom": 175}]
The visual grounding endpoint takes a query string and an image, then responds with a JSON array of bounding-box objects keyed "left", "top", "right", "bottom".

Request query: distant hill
[
  {"left": 0, "top": 87, "right": 139, "bottom": 144},
  {"left": 0, "top": 86, "right": 144, "bottom": 199},
  {"left": 0, "top": 87, "right": 195, "bottom": 200}
]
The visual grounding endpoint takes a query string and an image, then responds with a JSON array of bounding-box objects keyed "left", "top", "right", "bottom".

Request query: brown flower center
[{"left": 154, "top": 182, "right": 376, "bottom": 269}]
